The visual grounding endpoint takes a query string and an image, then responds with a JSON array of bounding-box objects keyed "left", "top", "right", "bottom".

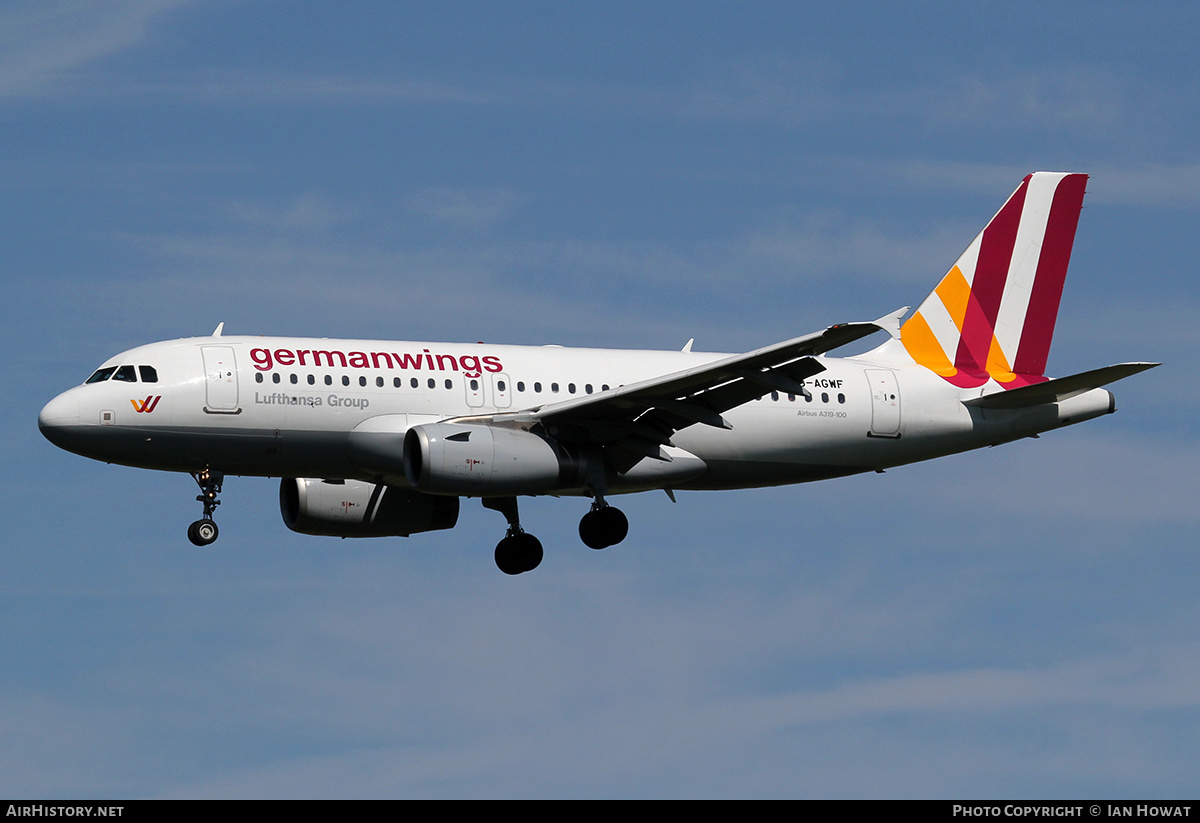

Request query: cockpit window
[
  {"left": 113, "top": 365, "right": 138, "bottom": 382},
  {"left": 85, "top": 366, "right": 118, "bottom": 384},
  {"left": 139, "top": 365, "right": 158, "bottom": 383}
]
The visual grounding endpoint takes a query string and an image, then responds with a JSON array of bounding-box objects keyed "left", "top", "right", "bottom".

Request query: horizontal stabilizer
[{"left": 962, "top": 362, "right": 1159, "bottom": 409}]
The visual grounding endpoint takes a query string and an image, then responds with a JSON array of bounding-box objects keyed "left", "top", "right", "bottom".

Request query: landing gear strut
[
  {"left": 483, "top": 497, "right": 543, "bottom": 575},
  {"left": 578, "top": 457, "right": 628, "bottom": 550},
  {"left": 187, "top": 468, "right": 223, "bottom": 546}
]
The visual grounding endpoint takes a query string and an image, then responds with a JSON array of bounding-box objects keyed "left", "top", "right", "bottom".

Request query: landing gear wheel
[
  {"left": 579, "top": 505, "right": 628, "bottom": 549},
  {"left": 495, "top": 532, "right": 543, "bottom": 575},
  {"left": 188, "top": 518, "right": 219, "bottom": 546},
  {"left": 188, "top": 468, "right": 224, "bottom": 546},
  {"left": 484, "top": 497, "right": 543, "bottom": 575}
]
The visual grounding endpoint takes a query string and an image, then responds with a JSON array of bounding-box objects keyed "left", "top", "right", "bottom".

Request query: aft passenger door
[{"left": 865, "top": 368, "right": 901, "bottom": 437}]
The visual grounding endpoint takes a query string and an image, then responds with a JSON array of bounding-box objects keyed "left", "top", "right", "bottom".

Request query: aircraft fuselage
[{"left": 39, "top": 334, "right": 1115, "bottom": 493}]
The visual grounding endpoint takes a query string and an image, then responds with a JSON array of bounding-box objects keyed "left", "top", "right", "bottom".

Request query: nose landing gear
[{"left": 187, "top": 468, "right": 223, "bottom": 546}]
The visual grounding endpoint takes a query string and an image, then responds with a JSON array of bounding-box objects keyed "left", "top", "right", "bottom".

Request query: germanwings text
[{"left": 250, "top": 347, "right": 503, "bottom": 378}]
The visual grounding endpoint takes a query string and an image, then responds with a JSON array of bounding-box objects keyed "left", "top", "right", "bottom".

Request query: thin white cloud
[
  {"left": 742, "top": 644, "right": 1200, "bottom": 728},
  {"left": 226, "top": 193, "right": 357, "bottom": 232},
  {"left": 651, "top": 61, "right": 1138, "bottom": 137},
  {"left": 405, "top": 188, "right": 526, "bottom": 228},
  {"left": 1086, "top": 165, "right": 1200, "bottom": 206},
  {"left": 0, "top": 0, "right": 188, "bottom": 98},
  {"left": 881, "top": 159, "right": 1200, "bottom": 207},
  {"left": 131, "top": 70, "right": 495, "bottom": 107},
  {"left": 922, "top": 433, "right": 1200, "bottom": 526},
  {"left": 741, "top": 213, "right": 965, "bottom": 283},
  {"left": 918, "top": 69, "right": 1126, "bottom": 132}
]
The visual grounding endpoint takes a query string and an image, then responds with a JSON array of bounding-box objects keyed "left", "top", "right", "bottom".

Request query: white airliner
[{"left": 40, "top": 173, "right": 1157, "bottom": 574}]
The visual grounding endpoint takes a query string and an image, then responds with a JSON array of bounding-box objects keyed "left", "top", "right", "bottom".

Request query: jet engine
[
  {"left": 280, "top": 477, "right": 459, "bottom": 537},
  {"left": 403, "top": 423, "right": 578, "bottom": 495}
]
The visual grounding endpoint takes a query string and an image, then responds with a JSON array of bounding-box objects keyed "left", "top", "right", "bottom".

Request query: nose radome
[{"left": 39, "top": 392, "right": 80, "bottom": 435}]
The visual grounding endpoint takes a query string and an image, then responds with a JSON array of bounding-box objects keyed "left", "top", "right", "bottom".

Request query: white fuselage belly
[{"left": 42, "top": 335, "right": 1114, "bottom": 495}]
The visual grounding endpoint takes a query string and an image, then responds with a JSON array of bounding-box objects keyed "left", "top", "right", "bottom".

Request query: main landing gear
[
  {"left": 483, "top": 495, "right": 630, "bottom": 575},
  {"left": 483, "top": 497, "right": 543, "bottom": 575},
  {"left": 579, "top": 461, "right": 628, "bottom": 550},
  {"left": 187, "top": 468, "right": 223, "bottom": 546},
  {"left": 578, "top": 502, "right": 628, "bottom": 550}
]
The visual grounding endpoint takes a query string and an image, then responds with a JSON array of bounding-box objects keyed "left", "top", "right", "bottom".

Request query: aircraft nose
[{"left": 39, "top": 392, "right": 80, "bottom": 443}]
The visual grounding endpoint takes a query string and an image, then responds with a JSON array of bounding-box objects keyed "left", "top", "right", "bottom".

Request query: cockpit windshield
[
  {"left": 85, "top": 367, "right": 117, "bottom": 384},
  {"left": 85, "top": 364, "right": 159, "bottom": 385}
]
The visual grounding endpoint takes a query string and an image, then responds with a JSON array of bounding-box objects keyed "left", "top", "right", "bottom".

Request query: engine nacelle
[
  {"left": 280, "top": 477, "right": 459, "bottom": 537},
  {"left": 404, "top": 423, "right": 577, "bottom": 495}
]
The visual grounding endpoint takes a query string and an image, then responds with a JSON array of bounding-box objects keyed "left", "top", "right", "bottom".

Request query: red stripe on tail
[
  {"left": 952, "top": 174, "right": 1030, "bottom": 378},
  {"left": 1012, "top": 173, "right": 1087, "bottom": 377}
]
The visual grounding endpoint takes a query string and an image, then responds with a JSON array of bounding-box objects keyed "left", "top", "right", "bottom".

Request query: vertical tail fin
[{"left": 899, "top": 172, "right": 1088, "bottom": 388}]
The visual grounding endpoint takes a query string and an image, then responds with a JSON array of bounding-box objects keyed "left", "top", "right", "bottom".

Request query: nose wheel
[
  {"left": 188, "top": 469, "right": 223, "bottom": 546},
  {"left": 187, "top": 518, "right": 219, "bottom": 546}
]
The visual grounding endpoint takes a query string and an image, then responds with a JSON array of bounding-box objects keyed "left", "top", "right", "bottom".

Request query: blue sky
[{"left": 2, "top": 1, "right": 1198, "bottom": 798}]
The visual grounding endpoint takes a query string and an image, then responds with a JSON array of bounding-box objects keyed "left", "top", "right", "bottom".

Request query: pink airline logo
[{"left": 900, "top": 172, "right": 1087, "bottom": 389}]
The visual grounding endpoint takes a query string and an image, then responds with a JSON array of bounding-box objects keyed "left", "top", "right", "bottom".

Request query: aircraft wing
[{"left": 486, "top": 310, "right": 901, "bottom": 470}]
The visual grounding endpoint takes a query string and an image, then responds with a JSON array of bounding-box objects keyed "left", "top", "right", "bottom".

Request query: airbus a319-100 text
[{"left": 40, "top": 173, "right": 1158, "bottom": 574}]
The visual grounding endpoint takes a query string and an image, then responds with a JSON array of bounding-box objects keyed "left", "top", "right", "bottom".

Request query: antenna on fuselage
[{"left": 212, "top": 322, "right": 224, "bottom": 337}]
